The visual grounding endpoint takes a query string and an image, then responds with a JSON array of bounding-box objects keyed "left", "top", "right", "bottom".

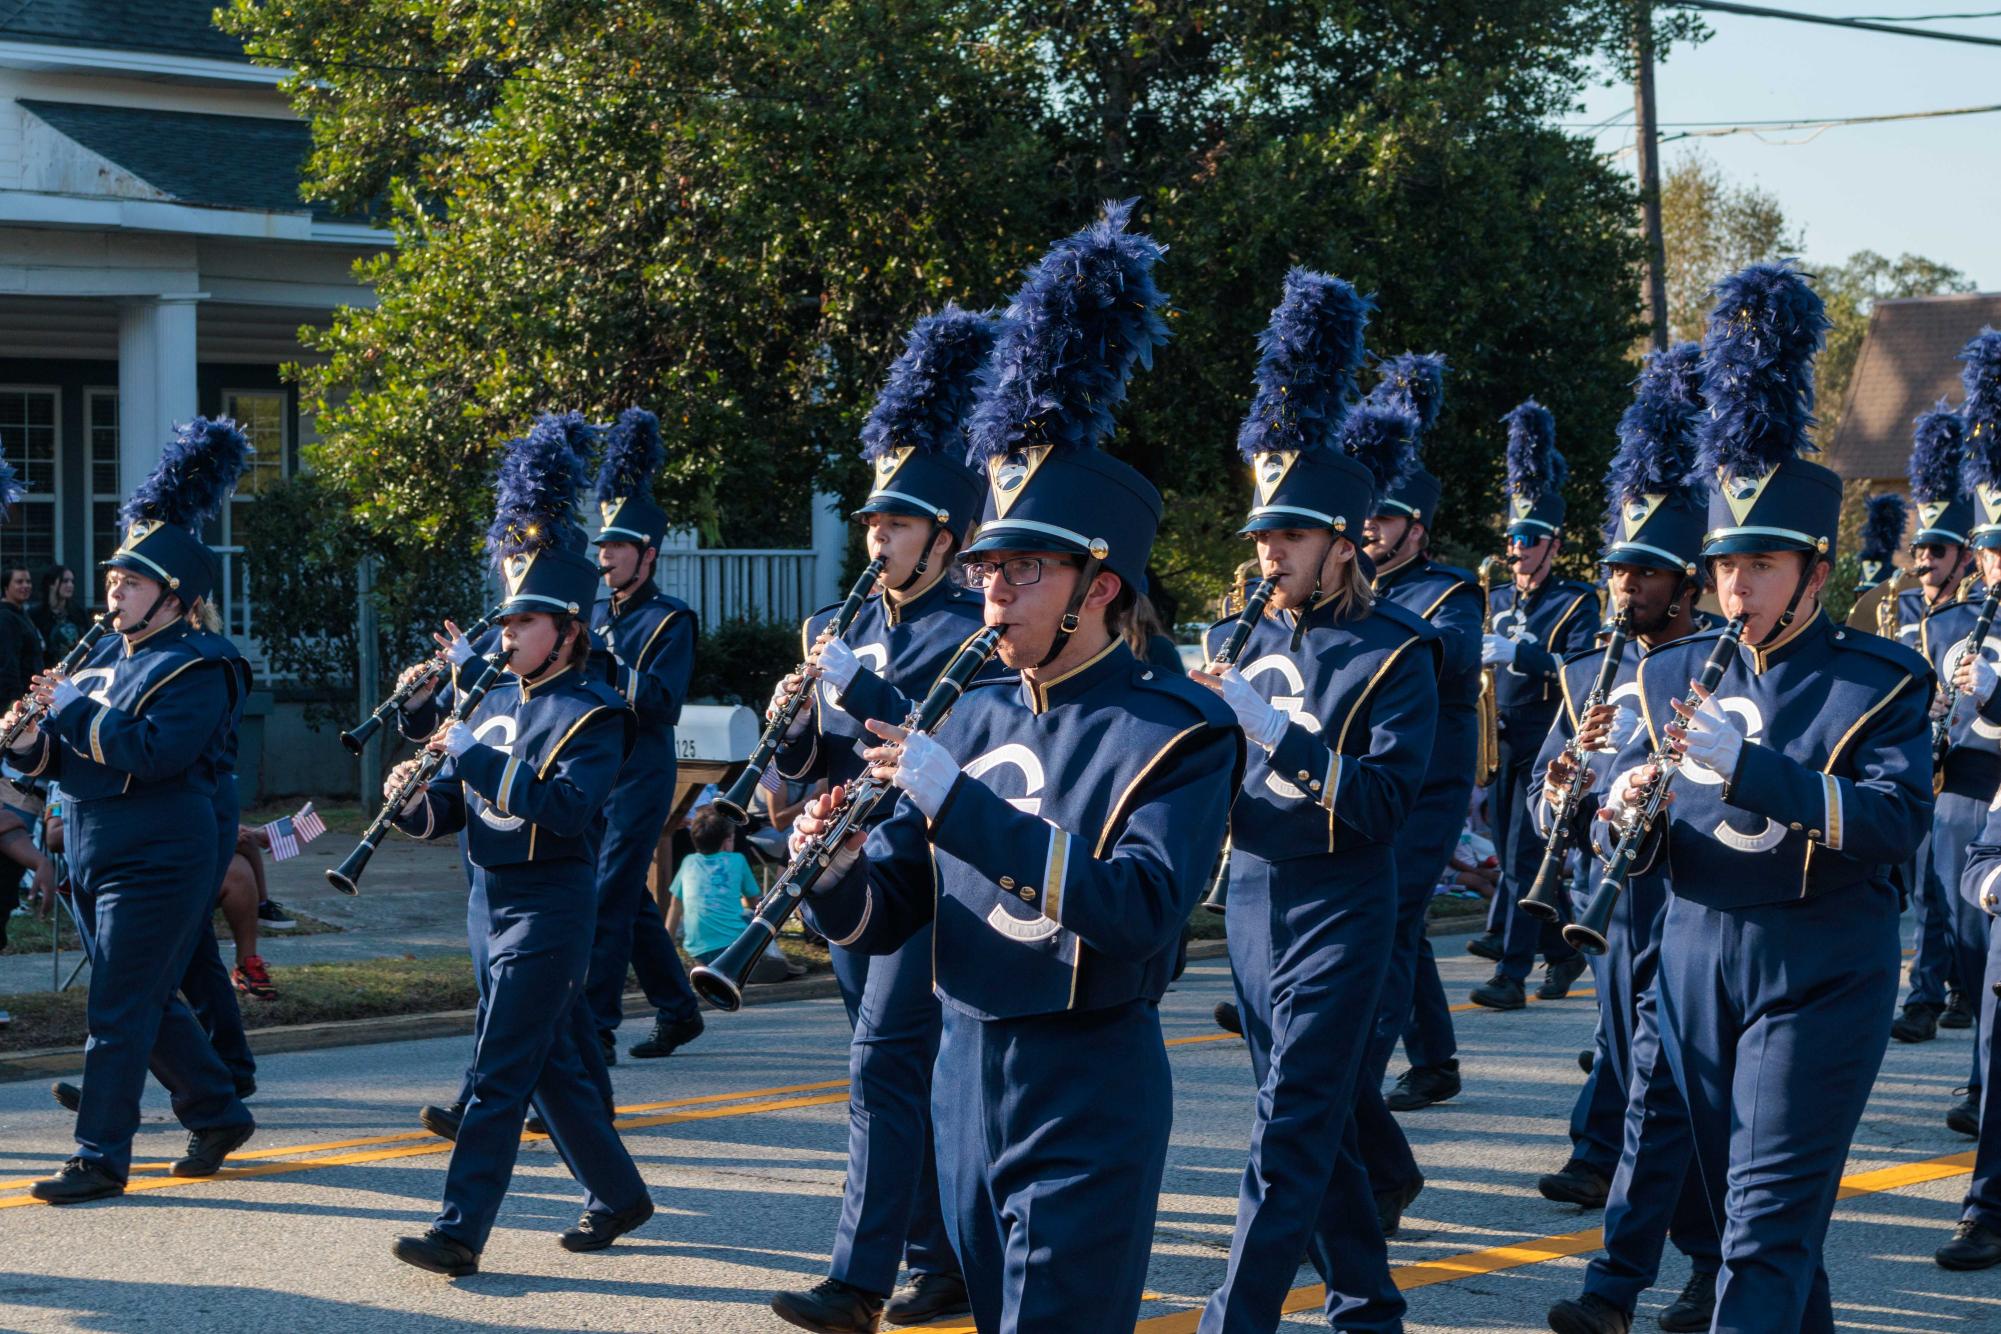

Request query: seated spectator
[
  {"left": 0, "top": 800, "right": 55, "bottom": 950},
  {"left": 667, "top": 806, "right": 794, "bottom": 984},
  {"left": 224, "top": 827, "right": 275, "bottom": 1000}
]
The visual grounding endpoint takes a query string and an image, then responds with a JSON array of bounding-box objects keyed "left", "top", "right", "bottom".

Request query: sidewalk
[{"left": 0, "top": 837, "right": 475, "bottom": 996}]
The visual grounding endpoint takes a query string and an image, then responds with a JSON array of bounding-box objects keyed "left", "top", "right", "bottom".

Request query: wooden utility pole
[{"left": 1634, "top": 1, "right": 1670, "bottom": 352}]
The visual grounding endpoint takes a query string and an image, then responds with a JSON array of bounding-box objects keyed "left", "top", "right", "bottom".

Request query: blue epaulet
[
  {"left": 1370, "top": 595, "right": 1440, "bottom": 643},
  {"left": 1832, "top": 621, "right": 1931, "bottom": 678}
]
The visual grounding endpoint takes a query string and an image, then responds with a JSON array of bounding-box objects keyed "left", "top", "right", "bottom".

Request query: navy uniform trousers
[
  {"left": 1963, "top": 889, "right": 2001, "bottom": 1231},
  {"left": 1915, "top": 787, "right": 1991, "bottom": 1096},
  {"left": 582, "top": 766, "right": 702, "bottom": 1041},
  {"left": 933, "top": 1000, "right": 1170, "bottom": 1334},
  {"left": 71, "top": 790, "right": 250, "bottom": 1179},
  {"left": 1655, "top": 888, "right": 1900, "bottom": 1333},
  {"left": 176, "top": 771, "right": 255, "bottom": 1086},
  {"left": 439, "top": 858, "right": 646, "bottom": 1251},
  {"left": 1202, "top": 849, "right": 1404, "bottom": 1333},
  {"left": 1489, "top": 718, "right": 1580, "bottom": 983},
  {"left": 1355, "top": 770, "right": 1469, "bottom": 1201}
]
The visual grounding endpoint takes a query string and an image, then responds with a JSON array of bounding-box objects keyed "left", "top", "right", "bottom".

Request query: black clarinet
[
  {"left": 713, "top": 556, "right": 888, "bottom": 825},
  {"left": 0, "top": 616, "right": 112, "bottom": 752},
  {"left": 1199, "top": 577, "right": 1275, "bottom": 913},
  {"left": 1566, "top": 617, "right": 1745, "bottom": 954},
  {"left": 690, "top": 625, "right": 1002, "bottom": 1012},
  {"left": 340, "top": 607, "right": 501, "bottom": 755},
  {"left": 326, "top": 649, "right": 509, "bottom": 895},
  {"left": 1518, "top": 608, "right": 1632, "bottom": 922},
  {"left": 1930, "top": 582, "right": 2001, "bottom": 794}
]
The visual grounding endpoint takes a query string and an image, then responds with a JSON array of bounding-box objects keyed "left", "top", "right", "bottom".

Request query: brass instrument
[
  {"left": 689, "top": 625, "right": 1002, "bottom": 1011},
  {"left": 1475, "top": 555, "right": 1505, "bottom": 787},
  {"left": 0, "top": 615, "right": 112, "bottom": 752},
  {"left": 1845, "top": 569, "right": 1912, "bottom": 639},
  {"left": 1518, "top": 607, "right": 1631, "bottom": 923},
  {"left": 1197, "top": 576, "right": 1276, "bottom": 914},
  {"left": 340, "top": 607, "right": 502, "bottom": 755},
  {"left": 1930, "top": 581, "right": 2001, "bottom": 795},
  {"left": 713, "top": 556, "right": 888, "bottom": 824},
  {"left": 326, "top": 650, "right": 508, "bottom": 895},
  {"left": 1565, "top": 617, "right": 1745, "bottom": 954}
]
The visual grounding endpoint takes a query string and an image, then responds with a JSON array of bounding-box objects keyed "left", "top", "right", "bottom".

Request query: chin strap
[
  {"left": 894, "top": 520, "right": 947, "bottom": 594},
  {"left": 610, "top": 547, "right": 657, "bottom": 603},
  {"left": 1755, "top": 556, "right": 1821, "bottom": 648},
  {"left": 1038, "top": 556, "right": 1103, "bottom": 669},
  {"left": 120, "top": 588, "right": 175, "bottom": 641},
  {"left": 522, "top": 616, "right": 577, "bottom": 682},
  {"left": 1291, "top": 531, "right": 1340, "bottom": 653}
]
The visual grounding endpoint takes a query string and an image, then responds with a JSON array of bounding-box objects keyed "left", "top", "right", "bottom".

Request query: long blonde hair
[{"left": 1320, "top": 545, "right": 1376, "bottom": 621}]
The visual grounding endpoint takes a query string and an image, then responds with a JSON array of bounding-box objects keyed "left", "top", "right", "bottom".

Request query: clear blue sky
[{"left": 1569, "top": 3, "right": 1998, "bottom": 288}]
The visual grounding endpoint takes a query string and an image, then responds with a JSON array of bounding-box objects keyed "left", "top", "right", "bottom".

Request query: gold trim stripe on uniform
[{"left": 1799, "top": 671, "right": 1912, "bottom": 895}]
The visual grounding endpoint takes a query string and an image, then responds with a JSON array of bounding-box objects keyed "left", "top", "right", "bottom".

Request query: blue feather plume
[
  {"left": 596, "top": 408, "right": 663, "bottom": 503},
  {"left": 1908, "top": 399, "right": 1966, "bottom": 504},
  {"left": 1859, "top": 493, "right": 1907, "bottom": 559},
  {"left": 1234, "top": 268, "right": 1373, "bottom": 461},
  {"left": 488, "top": 410, "right": 595, "bottom": 561},
  {"left": 1341, "top": 403, "right": 1418, "bottom": 492},
  {"left": 1367, "top": 352, "right": 1448, "bottom": 441},
  {"left": 966, "top": 199, "right": 1170, "bottom": 465},
  {"left": 1503, "top": 399, "right": 1557, "bottom": 497},
  {"left": 1606, "top": 342, "right": 1705, "bottom": 517},
  {"left": 119, "top": 417, "right": 253, "bottom": 531},
  {"left": 1694, "top": 260, "right": 1828, "bottom": 481},
  {"left": 1960, "top": 328, "right": 2001, "bottom": 492},
  {"left": 862, "top": 305, "right": 1000, "bottom": 461}
]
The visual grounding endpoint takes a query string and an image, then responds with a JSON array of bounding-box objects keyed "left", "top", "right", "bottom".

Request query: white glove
[
  {"left": 1215, "top": 667, "right": 1289, "bottom": 751},
  {"left": 817, "top": 637, "right": 860, "bottom": 693},
  {"left": 789, "top": 816, "right": 861, "bottom": 888},
  {"left": 48, "top": 679, "right": 84, "bottom": 717},
  {"left": 1679, "top": 695, "right": 1745, "bottom": 780},
  {"left": 1596, "top": 704, "right": 1641, "bottom": 755},
  {"left": 766, "top": 677, "right": 813, "bottom": 740},
  {"left": 441, "top": 722, "right": 477, "bottom": 757},
  {"left": 1604, "top": 764, "right": 1651, "bottom": 824},
  {"left": 890, "top": 729, "right": 960, "bottom": 820},
  {"left": 1965, "top": 655, "right": 1999, "bottom": 706},
  {"left": 1481, "top": 634, "right": 1518, "bottom": 667},
  {"left": 444, "top": 633, "right": 475, "bottom": 667}
]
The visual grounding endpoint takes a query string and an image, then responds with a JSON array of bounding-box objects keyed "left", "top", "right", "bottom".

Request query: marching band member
[
  {"left": 387, "top": 421, "right": 650, "bottom": 1276},
  {"left": 582, "top": 408, "right": 703, "bottom": 1063},
  {"left": 768, "top": 307, "right": 994, "bottom": 1332},
  {"left": 1897, "top": 403, "right": 1983, "bottom": 1048},
  {"left": 1191, "top": 271, "right": 1438, "bottom": 1333},
  {"left": 10, "top": 419, "right": 257, "bottom": 1202},
  {"left": 1552, "top": 262, "right": 1931, "bottom": 1334},
  {"left": 1853, "top": 492, "right": 1906, "bottom": 599},
  {"left": 793, "top": 203, "right": 1240, "bottom": 1333},
  {"left": 1350, "top": 354, "right": 1478, "bottom": 1231},
  {"left": 1473, "top": 402, "right": 1597, "bottom": 1010},
  {"left": 1534, "top": 343, "right": 1718, "bottom": 1333}
]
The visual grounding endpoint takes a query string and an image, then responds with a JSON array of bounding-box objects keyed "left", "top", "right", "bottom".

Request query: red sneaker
[{"left": 232, "top": 955, "right": 277, "bottom": 1001}]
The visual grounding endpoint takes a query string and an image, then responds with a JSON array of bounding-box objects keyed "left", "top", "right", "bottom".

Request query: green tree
[
  {"left": 1815, "top": 249, "right": 1975, "bottom": 442},
  {"left": 1659, "top": 150, "right": 1801, "bottom": 345}
]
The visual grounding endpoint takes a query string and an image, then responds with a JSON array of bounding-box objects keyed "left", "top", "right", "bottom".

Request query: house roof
[
  {"left": 0, "top": 1, "right": 243, "bottom": 61},
  {"left": 1824, "top": 292, "right": 2001, "bottom": 482},
  {"left": 18, "top": 100, "right": 367, "bottom": 225}
]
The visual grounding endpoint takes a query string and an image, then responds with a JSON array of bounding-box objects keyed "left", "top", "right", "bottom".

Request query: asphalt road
[{"left": 0, "top": 937, "right": 1992, "bottom": 1333}]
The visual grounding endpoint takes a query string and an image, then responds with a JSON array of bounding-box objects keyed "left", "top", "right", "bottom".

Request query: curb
[{"left": 0, "top": 923, "right": 1476, "bottom": 1083}]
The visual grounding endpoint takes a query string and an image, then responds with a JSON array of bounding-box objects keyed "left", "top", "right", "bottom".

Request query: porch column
[
  {"left": 117, "top": 294, "right": 203, "bottom": 496},
  {"left": 809, "top": 488, "right": 845, "bottom": 607}
]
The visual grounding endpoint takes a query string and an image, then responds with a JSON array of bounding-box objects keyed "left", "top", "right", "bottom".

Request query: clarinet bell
[
  {"left": 339, "top": 712, "right": 384, "bottom": 756},
  {"left": 1562, "top": 882, "right": 1617, "bottom": 956},
  {"left": 1515, "top": 845, "right": 1568, "bottom": 924},
  {"left": 689, "top": 923, "right": 778, "bottom": 1013},
  {"left": 325, "top": 840, "right": 376, "bottom": 896}
]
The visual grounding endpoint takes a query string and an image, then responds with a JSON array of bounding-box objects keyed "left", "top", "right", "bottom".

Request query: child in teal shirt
[{"left": 667, "top": 806, "right": 763, "bottom": 963}]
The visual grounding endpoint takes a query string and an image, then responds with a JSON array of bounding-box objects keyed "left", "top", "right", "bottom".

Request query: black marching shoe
[
  {"left": 50, "top": 1081, "right": 81, "bottom": 1113},
  {"left": 600, "top": 1030, "right": 618, "bottom": 1066},
  {"left": 392, "top": 1229, "right": 479, "bottom": 1277},
  {"left": 1656, "top": 1268, "right": 1717, "bottom": 1332},
  {"left": 418, "top": 1103, "right": 463, "bottom": 1142},
  {"left": 29, "top": 1157, "right": 125, "bottom": 1205},
  {"left": 883, "top": 1271, "right": 972, "bottom": 1324},
  {"left": 235, "top": 1072, "right": 258, "bottom": 1100},
  {"left": 1213, "top": 1000, "right": 1243, "bottom": 1036},
  {"left": 559, "top": 1198, "right": 654, "bottom": 1252},
  {"left": 1578, "top": 1049, "right": 1595, "bottom": 1075},
  {"left": 1471, "top": 974, "right": 1526, "bottom": 1011},
  {"left": 1537, "top": 956, "right": 1588, "bottom": 1000},
  {"left": 1375, "top": 1174, "right": 1424, "bottom": 1238},
  {"left": 1546, "top": 1292, "right": 1630, "bottom": 1334},
  {"left": 1891, "top": 1002, "right": 1941, "bottom": 1043},
  {"left": 526, "top": 1110, "right": 549, "bottom": 1135},
  {"left": 1465, "top": 931, "right": 1503, "bottom": 961},
  {"left": 172, "top": 1122, "right": 255, "bottom": 1177},
  {"left": 1936, "top": 1218, "right": 2001, "bottom": 1271},
  {"left": 1946, "top": 1094, "right": 1979, "bottom": 1138},
  {"left": 1941, "top": 991, "right": 1975, "bottom": 1030},
  {"left": 629, "top": 1012, "right": 705, "bottom": 1059},
  {"left": 770, "top": 1277, "right": 884, "bottom": 1333},
  {"left": 1538, "top": 1157, "right": 1611, "bottom": 1209},
  {"left": 1385, "top": 1061, "right": 1460, "bottom": 1111}
]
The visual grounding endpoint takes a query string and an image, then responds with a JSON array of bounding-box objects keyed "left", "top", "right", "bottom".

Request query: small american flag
[{"left": 261, "top": 803, "right": 328, "bottom": 863}]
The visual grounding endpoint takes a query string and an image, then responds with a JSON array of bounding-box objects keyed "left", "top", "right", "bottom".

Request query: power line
[
  {"left": 1847, "top": 9, "right": 2001, "bottom": 18},
  {"left": 1672, "top": 0, "right": 2001, "bottom": 46}
]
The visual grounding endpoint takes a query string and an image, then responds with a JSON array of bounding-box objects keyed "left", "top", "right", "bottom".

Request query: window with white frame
[
  {"left": 0, "top": 388, "right": 59, "bottom": 575},
  {"left": 87, "top": 388, "right": 120, "bottom": 575},
  {"left": 221, "top": 390, "right": 289, "bottom": 543}
]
